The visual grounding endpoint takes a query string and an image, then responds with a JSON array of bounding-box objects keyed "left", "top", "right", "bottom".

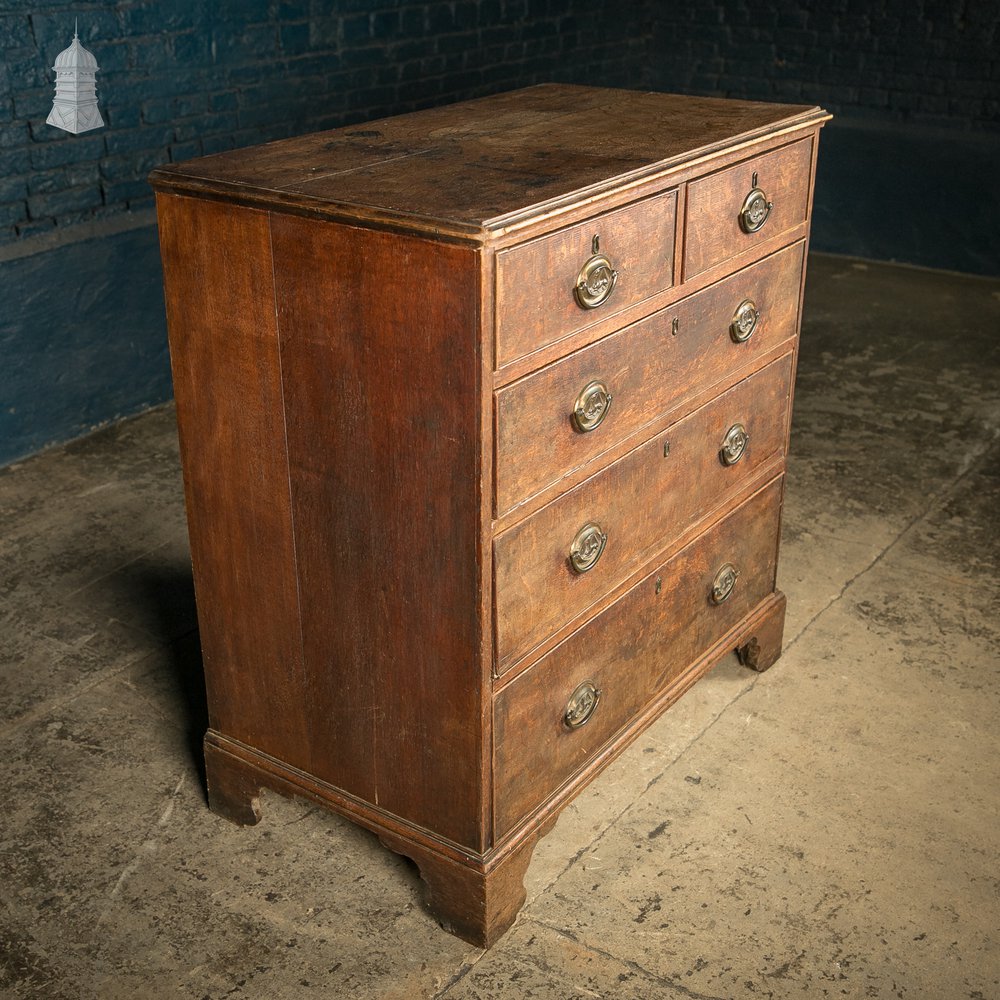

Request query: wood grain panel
[
  {"left": 156, "top": 194, "right": 311, "bottom": 766},
  {"left": 494, "top": 476, "right": 783, "bottom": 838},
  {"left": 269, "top": 215, "right": 486, "bottom": 850},
  {"left": 495, "top": 240, "right": 805, "bottom": 513},
  {"left": 494, "top": 354, "right": 793, "bottom": 672},
  {"left": 684, "top": 137, "right": 814, "bottom": 278},
  {"left": 495, "top": 188, "right": 676, "bottom": 366}
]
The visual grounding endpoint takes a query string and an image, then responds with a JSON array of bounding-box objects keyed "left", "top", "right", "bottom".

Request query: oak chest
[{"left": 151, "top": 85, "right": 828, "bottom": 947}]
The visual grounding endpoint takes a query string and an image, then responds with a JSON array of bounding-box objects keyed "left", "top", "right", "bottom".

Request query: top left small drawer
[{"left": 495, "top": 189, "right": 677, "bottom": 369}]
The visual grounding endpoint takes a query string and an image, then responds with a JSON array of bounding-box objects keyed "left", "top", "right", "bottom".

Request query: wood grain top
[{"left": 149, "top": 84, "right": 828, "bottom": 241}]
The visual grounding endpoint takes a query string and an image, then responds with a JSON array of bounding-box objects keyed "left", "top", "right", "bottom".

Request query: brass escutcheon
[
  {"left": 569, "top": 522, "right": 607, "bottom": 573},
  {"left": 572, "top": 380, "right": 613, "bottom": 433},
  {"left": 730, "top": 298, "right": 760, "bottom": 342},
  {"left": 710, "top": 563, "right": 739, "bottom": 605},
  {"left": 575, "top": 253, "right": 619, "bottom": 309},
  {"left": 564, "top": 681, "right": 601, "bottom": 729},
  {"left": 739, "top": 186, "right": 773, "bottom": 233},
  {"left": 719, "top": 423, "right": 749, "bottom": 466}
]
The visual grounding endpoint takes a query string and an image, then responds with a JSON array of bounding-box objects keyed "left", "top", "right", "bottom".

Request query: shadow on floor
[
  {"left": 108, "top": 563, "right": 210, "bottom": 798},
  {"left": 163, "top": 627, "right": 210, "bottom": 799}
]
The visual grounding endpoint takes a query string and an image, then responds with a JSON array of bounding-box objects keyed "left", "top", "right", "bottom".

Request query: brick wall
[
  {"left": 645, "top": 0, "right": 999, "bottom": 275},
  {"left": 647, "top": 0, "right": 998, "bottom": 131},
  {"left": 0, "top": 0, "right": 650, "bottom": 244}
]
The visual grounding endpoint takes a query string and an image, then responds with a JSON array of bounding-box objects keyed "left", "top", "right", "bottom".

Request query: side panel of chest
[
  {"left": 158, "top": 196, "right": 312, "bottom": 766},
  {"left": 267, "top": 215, "right": 487, "bottom": 850}
]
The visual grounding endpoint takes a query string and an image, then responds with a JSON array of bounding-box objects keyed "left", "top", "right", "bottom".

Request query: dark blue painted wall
[
  {"left": 812, "top": 120, "right": 999, "bottom": 276},
  {"left": 647, "top": 0, "right": 1000, "bottom": 276},
  {"left": 0, "top": 226, "right": 170, "bottom": 465}
]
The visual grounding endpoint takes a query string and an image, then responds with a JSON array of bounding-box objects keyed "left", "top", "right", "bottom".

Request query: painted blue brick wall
[
  {"left": 648, "top": 0, "right": 998, "bottom": 131},
  {"left": 645, "top": 0, "right": 1000, "bottom": 275}
]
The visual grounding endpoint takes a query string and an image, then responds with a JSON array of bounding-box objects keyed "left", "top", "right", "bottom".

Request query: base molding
[
  {"left": 203, "top": 589, "right": 786, "bottom": 947},
  {"left": 203, "top": 733, "right": 548, "bottom": 947},
  {"left": 736, "top": 589, "right": 787, "bottom": 672}
]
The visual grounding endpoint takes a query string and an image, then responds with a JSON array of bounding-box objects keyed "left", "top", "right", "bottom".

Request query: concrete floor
[{"left": 1, "top": 254, "right": 998, "bottom": 999}]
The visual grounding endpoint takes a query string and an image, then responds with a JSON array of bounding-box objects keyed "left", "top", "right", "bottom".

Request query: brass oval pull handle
[
  {"left": 710, "top": 563, "right": 739, "bottom": 605},
  {"left": 719, "top": 423, "right": 749, "bottom": 466},
  {"left": 575, "top": 253, "right": 619, "bottom": 309},
  {"left": 739, "top": 185, "right": 773, "bottom": 234},
  {"left": 730, "top": 298, "right": 760, "bottom": 343},
  {"left": 572, "top": 380, "right": 613, "bottom": 433},
  {"left": 564, "top": 681, "right": 601, "bottom": 729},
  {"left": 569, "top": 522, "right": 607, "bottom": 573}
]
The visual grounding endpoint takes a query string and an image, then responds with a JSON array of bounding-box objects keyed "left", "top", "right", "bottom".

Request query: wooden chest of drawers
[{"left": 151, "top": 85, "right": 828, "bottom": 947}]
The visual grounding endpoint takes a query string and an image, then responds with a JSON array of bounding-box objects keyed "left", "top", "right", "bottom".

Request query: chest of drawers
[{"left": 151, "top": 85, "right": 828, "bottom": 947}]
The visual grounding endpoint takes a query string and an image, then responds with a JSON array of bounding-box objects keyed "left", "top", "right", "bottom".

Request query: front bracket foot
[
  {"left": 378, "top": 831, "right": 541, "bottom": 948},
  {"left": 736, "top": 637, "right": 762, "bottom": 669},
  {"left": 204, "top": 738, "right": 264, "bottom": 826},
  {"left": 735, "top": 591, "right": 786, "bottom": 673}
]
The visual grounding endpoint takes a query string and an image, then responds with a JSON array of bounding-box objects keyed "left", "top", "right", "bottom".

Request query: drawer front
[
  {"left": 495, "top": 189, "right": 677, "bottom": 368},
  {"left": 494, "top": 353, "right": 792, "bottom": 671},
  {"left": 496, "top": 240, "right": 805, "bottom": 514},
  {"left": 494, "top": 476, "right": 783, "bottom": 838},
  {"left": 684, "top": 138, "right": 813, "bottom": 278}
]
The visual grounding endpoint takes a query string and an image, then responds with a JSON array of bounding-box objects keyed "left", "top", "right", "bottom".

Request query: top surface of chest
[{"left": 149, "top": 84, "right": 826, "bottom": 240}]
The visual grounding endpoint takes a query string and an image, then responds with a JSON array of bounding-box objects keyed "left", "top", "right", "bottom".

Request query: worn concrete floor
[{"left": 2, "top": 254, "right": 998, "bottom": 999}]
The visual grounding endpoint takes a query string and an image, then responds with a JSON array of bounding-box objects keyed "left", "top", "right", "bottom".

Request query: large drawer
[
  {"left": 684, "top": 137, "right": 813, "bottom": 278},
  {"left": 494, "top": 475, "right": 783, "bottom": 838},
  {"left": 495, "top": 240, "right": 805, "bottom": 514},
  {"left": 495, "top": 188, "right": 677, "bottom": 368},
  {"left": 494, "top": 353, "right": 792, "bottom": 672}
]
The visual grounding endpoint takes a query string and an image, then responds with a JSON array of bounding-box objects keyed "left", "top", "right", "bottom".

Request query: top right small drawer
[{"left": 684, "top": 137, "right": 814, "bottom": 279}]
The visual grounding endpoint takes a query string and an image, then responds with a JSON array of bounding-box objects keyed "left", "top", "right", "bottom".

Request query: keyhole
[
  {"left": 752, "top": 170, "right": 758, "bottom": 188},
  {"left": 655, "top": 576, "right": 662, "bottom": 594},
  {"left": 592, "top": 234, "right": 600, "bottom": 255},
  {"left": 671, "top": 316, "right": 679, "bottom": 337}
]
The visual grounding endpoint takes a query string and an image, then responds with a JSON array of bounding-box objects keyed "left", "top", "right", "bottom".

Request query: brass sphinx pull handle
[
  {"left": 710, "top": 563, "right": 739, "bottom": 605},
  {"left": 569, "top": 522, "right": 607, "bottom": 573},
  {"left": 574, "top": 235, "right": 619, "bottom": 309},
  {"left": 572, "top": 379, "right": 613, "bottom": 433},
  {"left": 564, "top": 681, "right": 601, "bottom": 729},
  {"left": 730, "top": 298, "right": 760, "bottom": 343},
  {"left": 719, "top": 423, "right": 749, "bottom": 466},
  {"left": 739, "top": 172, "right": 773, "bottom": 234}
]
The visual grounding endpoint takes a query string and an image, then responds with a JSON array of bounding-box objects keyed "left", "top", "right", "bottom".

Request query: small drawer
[
  {"left": 495, "top": 240, "right": 805, "bottom": 514},
  {"left": 684, "top": 137, "right": 813, "bottom": 278},
  {"left": 495, "top": 189, "right": 677, "bottom": 368},
  {"left": 494, "top": 354, "right": 792, "bottom": 672},
  {"left": 493, "top": 476, "right": 783, "bottom": 838}
]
